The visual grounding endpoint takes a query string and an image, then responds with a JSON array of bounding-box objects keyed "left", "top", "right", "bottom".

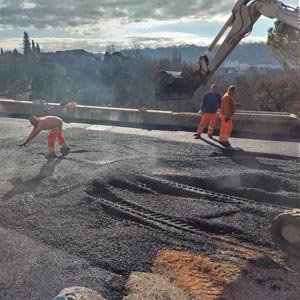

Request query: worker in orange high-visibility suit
[
  {"left": 19, "top": 115, "right": 69, "bottom": 156},
  {"left": 194, "top": 84, "right": 221, "bottom": 138},
  {"left": 66, "top": 101, "right": 77, "bottom": 112},
  {"left": 219, "top": 85, "right": 237, "bottom": 147}
]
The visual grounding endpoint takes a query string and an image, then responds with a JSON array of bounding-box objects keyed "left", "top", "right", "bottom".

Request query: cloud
[
  {"left": 1, "top": 0, "right": 298, "bottom": 35},
  {"left": 0, "top": 0, "right": 237, "bottom": 30},
  {"left": 1, "top": 0, "right": 298, "bottom": 51}
]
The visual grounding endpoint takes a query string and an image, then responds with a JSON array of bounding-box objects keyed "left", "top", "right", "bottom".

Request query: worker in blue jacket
[{"left": 194, "top": 84, "right": 221, "bottom": 138}]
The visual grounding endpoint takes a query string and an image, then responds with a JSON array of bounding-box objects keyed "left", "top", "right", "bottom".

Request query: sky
[{"left": 0, "top": 0, "right": 299, "bottom": 53}]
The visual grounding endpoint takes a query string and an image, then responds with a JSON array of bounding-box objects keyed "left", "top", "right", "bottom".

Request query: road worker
[
  {"left": 194, "top": 84, "right": 221, "bottom": 138},
  {"left": 19, "top": 115, "right": 69, "bottom": 157},
  {"left": 219, "top": 85, "right": 237, "bottom": 147},
  {"left": 65, "top": 101, "right": 77, "bottom": 112},
  {"left": 61, "top": 101, "right": 77, "bottom": 114}
]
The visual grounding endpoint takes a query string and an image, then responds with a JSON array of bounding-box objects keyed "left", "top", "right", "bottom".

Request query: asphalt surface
[{"left": 0, "top": 117, "right": 299, "bottom": 300}]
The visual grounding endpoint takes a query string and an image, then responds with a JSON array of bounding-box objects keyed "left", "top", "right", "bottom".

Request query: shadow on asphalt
[
  {"left": 2, "top": 157, "right": 63, "bottom": 200},
  {"left": 230, "top": 130, "right": 299, "bottom": 143},
  {"left": 197, "top": 136, "right": 297, "bottom": 173},
  {"left": 195, "top": 136, "right": 224, "bottom": 151},
  {"left": 192, "top": 126, "right": 299, "bottom": 142},
  {"left": 226, "top": 152, "right": 293, "bottom": 173}
]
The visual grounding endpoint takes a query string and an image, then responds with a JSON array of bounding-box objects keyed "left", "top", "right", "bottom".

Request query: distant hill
[
  {"left": 40, "top": 43, "right": 278, "bottom": 67},
  {"left": 135, "top": 42, "right": 278, "bottom": 65}
]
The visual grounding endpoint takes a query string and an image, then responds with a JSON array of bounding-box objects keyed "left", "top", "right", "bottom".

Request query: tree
[
  {"left": 23, "top": 31, "right": 31, "bottom": 56},
  {"left": 12, "top": 49, "right": 19, "bottom": 58},
  {"left": 112, "top": 51, "right": 123, "bottom": 62},
  {"left": 32, "top": 40, "right": 36, "bottom": 53},
  {"left": 36, "top": 43, "right": 41, "bottom": 54},
  {"left": 254, "top": 73, "right": 299, "bottom": 112},
  {"left": 103, "top": 51, "right": 112, "bottom": 63},
  {"left": 131, "top": 43, "right": 142, "bottom": 61},
  {"left": 171, "top": 45, "right": 182, "bottom": 69},
  {"left": 51, "top": 64, "right": 66, "bottom": 101},
  {"left": 267, "top": 20, "right": 300, "bottom": 70},
  {"left": 106, "top": 44, "right": 115, "bottom": 54},
  {"left": 0, "top": 48, "right": 3, "bottom": 55},
  {"left": 7, "top": 75, "right": 29, "bottom": 100},
  {"left": 30, "top": 73, "right": 46, "bottom": 100},
  {"left": 113, "top": 81, "right": 130, "bottom": 107},
  {"left": 7, "top": 78, "right": 19, "bottom": 99}
]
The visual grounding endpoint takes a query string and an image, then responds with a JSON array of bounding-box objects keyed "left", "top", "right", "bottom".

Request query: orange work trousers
[
  {"left": 219, "top": 113, "right": 233, "bottom": 142},
  {"left": 197, "top": 113, "right": 217, "bottom": 136},
  {"left": 48, "top": 127, "right": 68, "bottom": 153}
]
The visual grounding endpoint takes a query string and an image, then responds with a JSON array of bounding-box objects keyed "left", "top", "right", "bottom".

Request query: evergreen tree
[
  {"left": 267, "top": 21, "right": 300, "bottom": 70},
  {"left": 36, "top": 43, "right": 41, "bottom": 54},
  {"left": 0, "top": 48, "right": 3, "bottom": 55},
  {"left": 23, "top": 31, "right": 31, "bottom": 56},
  {"left": 32, "top": 40, "right": 36, "bottom": 53}
]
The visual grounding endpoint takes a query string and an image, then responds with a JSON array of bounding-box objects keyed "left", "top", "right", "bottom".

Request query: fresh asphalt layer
[{"left": 0, "top": 117, "right": 299, "bottom": 299}]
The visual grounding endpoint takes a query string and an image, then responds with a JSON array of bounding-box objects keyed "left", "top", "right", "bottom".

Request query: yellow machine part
[{"left": 270, "top": 210, "right": 300, "bottom": 258}]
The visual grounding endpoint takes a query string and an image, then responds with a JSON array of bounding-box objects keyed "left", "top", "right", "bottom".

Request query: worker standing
[
  {"left": 194, "top": 84, "right": 221, "bottom": 138},
  {"left": 219, "top": 85, "right": 237, "bottom": 147},
  {"left": 19, "top": 115, "right": 69, "bottom": 157}
]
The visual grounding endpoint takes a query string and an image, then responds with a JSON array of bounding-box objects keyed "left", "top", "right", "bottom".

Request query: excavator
[
  {"left": 155, "top": 0, "right": 299, "bottom": 101},
  {"left": 155, "top": 0, "right": 300, "bottom": 258}
]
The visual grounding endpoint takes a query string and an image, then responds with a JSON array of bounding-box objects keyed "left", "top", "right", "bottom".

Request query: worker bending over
[
  {"left": 20, "top": 115, "right": 69, "bottom": 157},
  {"left": 194, "top": 84, "right": 221, "bottom": 138},
  {"left": 219, "top": 85, "right": 237, "bottom": 147}
]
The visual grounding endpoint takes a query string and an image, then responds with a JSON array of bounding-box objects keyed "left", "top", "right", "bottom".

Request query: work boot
[
  {"left": 208, "top": 134, "right": 213, "bottom": 139},
  {"left": 60, "top": 142, "right": 70, "bottom": 150},
  {"left": 46, "top": 150, "right": 57, "bottom": 158},
  {"left": 219, "top": 141, "right": 231, "bottom": 147}
]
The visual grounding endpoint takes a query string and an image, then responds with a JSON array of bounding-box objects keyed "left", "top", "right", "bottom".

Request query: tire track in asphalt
[
  {"left": 87, "top": 178, "right": 280, "bottom": 253},
  {"left": 138, "top": 175, "right": 290, "bottom": 210}
]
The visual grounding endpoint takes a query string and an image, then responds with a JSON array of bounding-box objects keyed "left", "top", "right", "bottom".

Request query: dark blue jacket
[{"left": 201, "top": 92, "right": 221, "bottom": 113}]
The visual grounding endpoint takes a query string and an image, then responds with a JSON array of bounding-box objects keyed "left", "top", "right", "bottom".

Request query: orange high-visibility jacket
[
  {"left": 66, "top": 101, "right": 77, "bottom": 110},
  {"left": 220, "top": 92, "right": 236, "bottom": 117},
  {"left": 27, "top": 116, "right": 63, "bottom": 141}
]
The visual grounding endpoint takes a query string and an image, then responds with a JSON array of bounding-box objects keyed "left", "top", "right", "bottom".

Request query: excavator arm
[{"left": 155, "top": 0, "right": 299, "bottom": 100}]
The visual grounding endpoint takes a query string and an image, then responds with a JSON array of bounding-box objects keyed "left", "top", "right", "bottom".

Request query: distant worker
[
  {"left": 219, "top": 85, "right": 237, "bottom": 147},
  {"left": 64, "top": 101, "right": 77, "bottom": 113},
  {"left": 194, "top": 84, "right": 221, "bottom": 138},
  {"left": 19, "top": 115, "right": 69, "bottom": 157}
]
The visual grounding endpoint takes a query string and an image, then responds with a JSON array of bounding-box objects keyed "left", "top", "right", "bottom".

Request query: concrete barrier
[{"left": 0, "top": 98, "right": 299, "bottom": 136}]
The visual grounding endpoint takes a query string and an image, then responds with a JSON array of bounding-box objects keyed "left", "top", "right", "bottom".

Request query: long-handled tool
[
  {"left": 0, "top": 139, "right": 30, "bottom": 164},
  {"left": 0, "top": 147, "right": 20, "bottom": 164}
]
